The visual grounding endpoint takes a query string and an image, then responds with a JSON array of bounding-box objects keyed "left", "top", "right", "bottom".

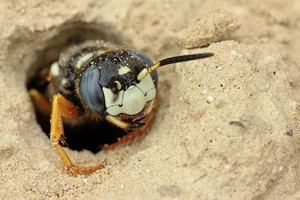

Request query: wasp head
[{"left": 80, "top": 50, "right": 158, "bottom": 129}]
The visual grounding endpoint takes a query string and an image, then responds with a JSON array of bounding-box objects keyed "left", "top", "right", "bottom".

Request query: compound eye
[
  {"left": 129, "top": 50, "right": 154, "bottom": 67},
  {"left": 80, "top": 66, "right": 106, "bottom": 116}
]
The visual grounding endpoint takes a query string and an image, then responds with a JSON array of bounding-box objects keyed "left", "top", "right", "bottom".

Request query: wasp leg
[
  {"left": 28, "top": 89, "right": 51, "bottom": 117},
  {"left": 51, "top": 93, "right": 106, "bottom": 175},
  {"left": 103, "top": 94, "right": 160, "bottom": 150}
]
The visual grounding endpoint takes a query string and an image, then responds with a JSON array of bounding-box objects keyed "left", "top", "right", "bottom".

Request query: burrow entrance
[{"left": 26, "top": 22, "right": 132, "bottom": 153}]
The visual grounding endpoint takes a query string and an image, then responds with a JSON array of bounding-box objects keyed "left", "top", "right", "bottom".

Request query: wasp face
[{"left": 80, "top": 50, "right": 158, "bottom": 129}]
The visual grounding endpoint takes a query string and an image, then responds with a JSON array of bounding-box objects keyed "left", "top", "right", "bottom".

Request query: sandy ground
[{"left": 1, "top": 0, "right": 300, "bottom": 199}]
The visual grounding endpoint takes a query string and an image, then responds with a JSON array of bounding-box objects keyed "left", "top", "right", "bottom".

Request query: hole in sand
[{"left": 26, "top": 22, "right": 130, "bottom": 153}]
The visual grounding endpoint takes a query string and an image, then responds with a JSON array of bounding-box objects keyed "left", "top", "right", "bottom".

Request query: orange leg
[
  {"left": 29, "top": 89, "right": 51, "bottom": 117},
  {"left": 50, "top": 93, "right": 106, "bottom": 175},
  {"left": 103, "top": 94, "right": 160, "bottom": 150}
]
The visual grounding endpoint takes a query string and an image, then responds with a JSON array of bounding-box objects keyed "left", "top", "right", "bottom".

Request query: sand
[{"left": 1, "top": 0, "right": 300, "bottom": 199}]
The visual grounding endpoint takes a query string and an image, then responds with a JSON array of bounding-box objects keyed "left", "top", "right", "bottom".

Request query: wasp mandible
[{"left": 29, "top": 40, "right": 213, "bottom": 175}]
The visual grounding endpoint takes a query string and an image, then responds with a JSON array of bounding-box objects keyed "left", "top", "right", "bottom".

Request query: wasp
[{"left": 28, "top": 40, "right": 213, "bottom": 175}]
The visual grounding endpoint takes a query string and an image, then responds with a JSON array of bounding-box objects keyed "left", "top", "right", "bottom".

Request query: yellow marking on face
[
  {"left": 118, "top": 66, "right": 131, "bottom": 75},
  {"left": 114, "top": 80, "right": 122, "bottom": 90}
]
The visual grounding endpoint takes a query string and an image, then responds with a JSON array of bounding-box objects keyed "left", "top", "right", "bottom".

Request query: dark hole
[
  {"left": 26, "top": 22, "right": 130, "bottom": 153},
  {"left": 34, "top": 110, "right": 129, "bottom": 153}
]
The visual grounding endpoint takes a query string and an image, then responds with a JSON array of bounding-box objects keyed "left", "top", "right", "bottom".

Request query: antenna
[{"left": 137, "top": 53, "right": 214, "bottom": 81}]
